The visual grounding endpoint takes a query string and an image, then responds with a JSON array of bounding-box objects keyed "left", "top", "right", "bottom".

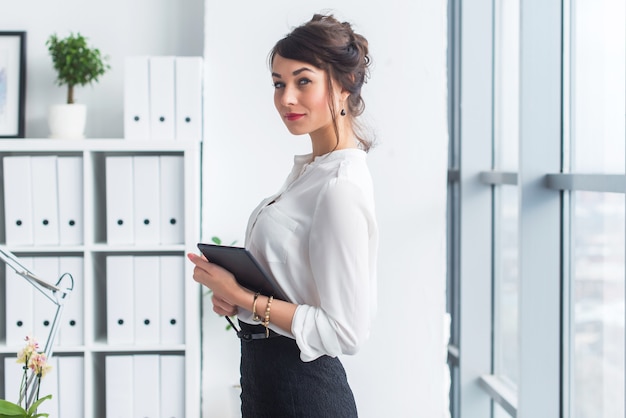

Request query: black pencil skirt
[{"left": 238, "top": 321, "right": 358, "bottom": 418}]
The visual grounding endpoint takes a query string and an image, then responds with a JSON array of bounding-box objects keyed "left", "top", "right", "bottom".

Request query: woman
[{"left": 188, "top": 13, "right": 378, "bottom": 417}]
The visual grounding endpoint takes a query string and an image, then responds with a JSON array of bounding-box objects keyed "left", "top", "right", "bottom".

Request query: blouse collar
[{"left": 293, "top": 148, "right": 366, "bottom": 169}]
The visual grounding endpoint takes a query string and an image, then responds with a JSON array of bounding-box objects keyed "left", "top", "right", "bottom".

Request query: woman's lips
[{"left": 285, "top": 113, "right": 304, "bottom": 121}]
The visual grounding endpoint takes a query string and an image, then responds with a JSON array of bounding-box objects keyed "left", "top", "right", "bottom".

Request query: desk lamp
[{"left": 0, "top": 246, "right": 73, "bottom": 406}]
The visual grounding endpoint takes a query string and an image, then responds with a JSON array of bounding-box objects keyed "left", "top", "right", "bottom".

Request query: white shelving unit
[{"left": 0, "top": 139, "right": 202, "bottom": 417}]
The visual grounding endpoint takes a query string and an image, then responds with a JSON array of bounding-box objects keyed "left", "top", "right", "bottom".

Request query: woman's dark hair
[{"left": 269, "top": 14, "right": 374, "bottom": 152}]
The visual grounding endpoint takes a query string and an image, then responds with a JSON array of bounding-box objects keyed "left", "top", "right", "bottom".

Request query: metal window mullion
[
  {"left": 479, "top": 375, "right": 518, "bottom": 416},
  {"left": 479, "top": 170, "right": 519, "bottom": 185},
  {"left": 517, "top": 0, "right": 563, "bottom": 416},
  {"left": 561, "top": 189, "right": 573, "bottom": 418},
  {"left": 491, "top": 183, "right": 501, "bottom": 374},
  {"left": 546, "top": 173, "right": 626, "bottom": 193},
  {"left": 446, "top": 0, "right": 463, "bottom": 415},
  {"left": 458, "top": 0, "right": 494, "bottom": 416}
]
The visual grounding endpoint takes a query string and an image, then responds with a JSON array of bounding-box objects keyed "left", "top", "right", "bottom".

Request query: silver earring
[{"left": 340, "top": 108, "right": 346, "bottom": 116}]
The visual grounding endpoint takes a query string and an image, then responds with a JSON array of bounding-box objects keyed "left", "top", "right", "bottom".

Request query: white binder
[
  {"left": 105, "top": 156, "right": 135, "bottom": 245},
  {"left": 159, "top": 255, "right": 185, "bottom": 345},
  {"left": 3, "top": 156, "right": 34, "bottom": 245},
  {"left": 57, "top": 156, "right": 84, "bottom": 245},
  {"left": 124, "top": 56, "right": 151, "bottom": 140},
  {"left": 133, "top": 355, "right": 160, "bottom": 418},
  {"left": 133, "top": 256, "right": 160, "bottom": 345},
  {"left": 160, "top": 355, "right": 185, "bottom": 418},
  {"left": 159, "top": 155, "right": 185, "bottom": 244},
  {"left": 132, "top": 156, "right": 161, "bottom": 244},
  {"left": 149, "top": 56, "right": 176, "bottom": 140},
  {"left": 5, "top": 257, "right": 34, "bottom": 346},
  {"left": 105, "top": 355, "right": 133, "bottom": 417},
  {"left": 57, "top": 256, "right": 84, "bottom": 346},
  {"left": 175, "top": 56, "right": 203, "bottom": 141},
  {"left": 39, "top": 356, "right": 60, "bottom": 417},
  {"left": 32, "top": 257, "right": 60, "bottom": 344},
  {"left": 3, "top": 356, "right": 23, "bottom": 403},
  {"left": 106, "top": 256, "right": 134, "bottom": 345},
  {"left": 58, "top": 356, "right": 84, "bottom": 418},
  {"left": 31, "top": 156, "right": 60, "bottom": 246}
]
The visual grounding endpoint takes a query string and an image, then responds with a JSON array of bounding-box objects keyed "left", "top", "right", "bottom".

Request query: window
[
  {"left": 570, "top": 192, "right": 625, "bottom": 417},
  {"left": 566, "top": 1, "right": 625, "bottom": 416},
  {"left": 570, "top": 0, "right": 625, "bottom": 174},
  {"left": 493, "top": 0, "right": 520, "bottom": 389},
  {"left": 447, "top": 0, "right": 625, "bottom": 416},
  {"left": 493, "top": 0, "right": 519, "bottom": 172},
  {"left": 494, "top": 185, "right": 518, "bottom": 385}
]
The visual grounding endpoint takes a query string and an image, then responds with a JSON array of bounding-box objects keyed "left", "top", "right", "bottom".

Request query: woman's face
[{"left": 272, "top": 54, "right": 340, "bottom": 138}]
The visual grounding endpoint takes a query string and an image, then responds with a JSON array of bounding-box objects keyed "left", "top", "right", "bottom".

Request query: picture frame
[{"left": 0, "top": 31, "right": 26, "bottom": 138}]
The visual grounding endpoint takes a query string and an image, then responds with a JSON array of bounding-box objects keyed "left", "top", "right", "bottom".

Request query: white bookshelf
[{"left": 0, "top": 139, "right": 202, "bottom": 417}]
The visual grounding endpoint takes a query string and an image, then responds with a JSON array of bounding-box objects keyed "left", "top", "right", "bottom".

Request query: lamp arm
[
  {"left": 1, "top": 247, "right": 74, "bottom": 407},
  {"left": 23, "top": 301, "right": 67, "bottom": 407}
]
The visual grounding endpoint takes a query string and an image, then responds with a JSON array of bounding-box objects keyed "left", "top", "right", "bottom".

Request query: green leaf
[
  {"left": 210, "top": 236, "right": 238, "bottom": 246},
  {"left": 45, "top": 32, "right": 110, "bottom": 103},
  {"left": 0, "top": 399, "right": 27, "bottom": 416},
  {"left": 26, "top": 395, "right": 51, "bottom": 416}
]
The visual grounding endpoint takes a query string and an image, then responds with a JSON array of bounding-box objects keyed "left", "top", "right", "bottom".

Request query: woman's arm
[
  {"left": 292, "top": 175, "right": 377, "bottom": 360},
  {"left": 187, "top": 253, "right": 297, "bottom": 334}
]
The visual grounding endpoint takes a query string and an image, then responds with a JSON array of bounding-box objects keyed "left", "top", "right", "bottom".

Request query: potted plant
[
  {"left": 0, "top": 336, "right": 53, "bottom": 418},
  {"left": 46, "top": 32, "right": 110, "bottom": 139}
]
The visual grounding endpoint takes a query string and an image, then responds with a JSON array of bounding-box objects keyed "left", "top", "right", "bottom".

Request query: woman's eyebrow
[
  {"left": 271, "top": 67, "right": 315, "bottom": 78},
  {"left": 293, "top": 67, "right": 315, "bottom": 75}
]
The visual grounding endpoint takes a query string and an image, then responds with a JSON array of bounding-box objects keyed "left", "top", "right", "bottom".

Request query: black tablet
[{"left": 196, "top": 243, "right": 288, "bottom": 301}]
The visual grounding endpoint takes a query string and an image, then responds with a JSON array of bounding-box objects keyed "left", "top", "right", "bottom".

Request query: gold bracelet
[
  {"left": 252, "top": 292, "right": 261, "bottom": 322},
  {"left": 262, "top": 295, "right": 274, "bottom": 338}
]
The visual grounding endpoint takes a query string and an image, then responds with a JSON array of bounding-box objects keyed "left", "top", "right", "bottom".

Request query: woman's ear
[{"left": 341, "top": 88, "right": 351, "bottom": 102}]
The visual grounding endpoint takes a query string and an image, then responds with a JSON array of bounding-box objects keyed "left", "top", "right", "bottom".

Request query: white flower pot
[{"left": 48, "top": 103, "right": 87, "bottom": 139}]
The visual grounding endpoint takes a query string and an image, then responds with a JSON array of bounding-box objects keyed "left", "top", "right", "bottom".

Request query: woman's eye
[
  {"left": 273, "top": 81, "right": 285, "bottom": 89},
  {"left": 298, "top": 78, "right": 312, "bottom": 86}
]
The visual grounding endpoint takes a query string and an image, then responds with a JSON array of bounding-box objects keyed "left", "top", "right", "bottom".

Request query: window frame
[
  {"left": 448, "top": 0, "right": 568, "bottom": 416},
  {"left": 449, "top": 0, "right": 626, "bottom": 415}
]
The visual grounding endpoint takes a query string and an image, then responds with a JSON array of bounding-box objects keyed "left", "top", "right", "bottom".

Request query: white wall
[
  {"left": 2, "top": 1, "right": 449, "bottom": 416},
  {"left": 0, "top": 0, "right": 204, "bottom": 139},
  {"left": 201, "top": 2, "right": 450, "bottom": 417}
]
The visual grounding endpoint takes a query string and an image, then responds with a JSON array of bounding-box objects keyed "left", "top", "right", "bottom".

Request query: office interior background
[
  {"left": 1, "top": 1, "right": 448, "bottom": 417},
  {"left": 1, "top": 0, "right": 623, "bottom": 417}
]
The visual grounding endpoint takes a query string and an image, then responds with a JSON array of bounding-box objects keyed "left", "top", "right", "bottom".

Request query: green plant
[
  {"left": 210, "top": 236, "right": 238, "bottom": 246},
  {"left": 0, "top": 337, "right": 52, "bottom": 418},
  {"left": 46, "top": 32, "right": 110, "bottom": 104},
  {"left": 0, "top": 396, "right": 51, "bottom": 418},
  {"left": 206, "top": 236, "right": 238, "bottom": 330}
]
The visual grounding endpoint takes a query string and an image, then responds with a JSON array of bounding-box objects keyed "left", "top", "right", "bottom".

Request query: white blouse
[{"left": 240, "top": 148, "right": 378, "bottom": 362}]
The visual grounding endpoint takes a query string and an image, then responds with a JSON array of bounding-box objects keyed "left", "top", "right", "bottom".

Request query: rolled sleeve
[{"left": 291, "top": 176, "right": 375, "bottom": 361}]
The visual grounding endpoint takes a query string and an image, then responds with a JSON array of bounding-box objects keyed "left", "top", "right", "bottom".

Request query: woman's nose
[{"left": 280, "top": 85, "right": 297, "bottom": 106}]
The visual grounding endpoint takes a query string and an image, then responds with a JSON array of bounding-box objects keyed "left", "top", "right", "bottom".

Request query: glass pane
[
  {"left": 571, "top": 0, "right": 625, "bottom": 173},
  {"left": 572, "top": 192, "right": 625, "bottom": 418},
  {"left": 493, "top": 0, "right": 520, "bottom": 171},
  {"left": 494, "top": 401, "right": 514, "bottom": 418},
  {"left": 494, "top": 185, "right": 519, "bottom": 384}
]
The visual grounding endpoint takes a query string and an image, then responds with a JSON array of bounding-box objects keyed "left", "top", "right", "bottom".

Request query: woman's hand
[
  {"left": 211, "top": 294, "right": 238, "bottom": 316},
  {"left": 188, "top": 253, "right": 298, "bottom": 334},
  {"left": 187, "top": 253, "right": 240, "bottom": 316}
]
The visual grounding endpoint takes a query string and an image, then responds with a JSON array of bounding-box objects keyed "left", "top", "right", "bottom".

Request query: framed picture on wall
[{"left": 0, "top": 31, "right": 26, "bottom": 138}]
